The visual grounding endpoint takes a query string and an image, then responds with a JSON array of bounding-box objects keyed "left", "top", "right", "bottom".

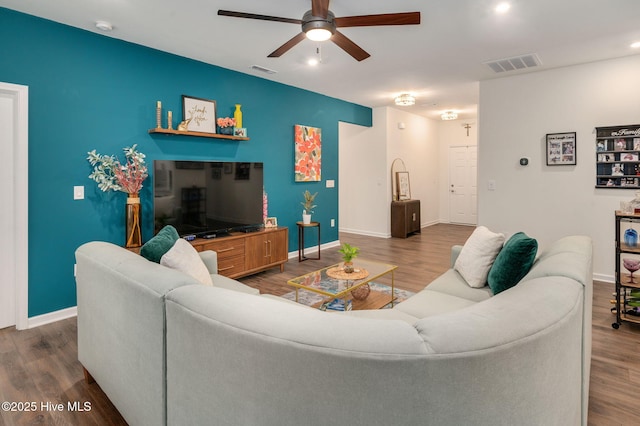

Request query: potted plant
[
  {"left": 216, "top": 117, "right": 236, "bottom": 135},
  {"left": 338, "top": 242, "right": 360, "bottom": 273},
  {"left": 87, "top": 144, "right": 148, "bottom": 248},
  {"left": 300, "top": 190, "right": 317, "bottom": 224}
]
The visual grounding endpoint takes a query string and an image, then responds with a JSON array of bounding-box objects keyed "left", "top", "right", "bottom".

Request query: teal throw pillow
[
  {"left": 487, "top": 232, "right": 538, "bottom": 295},
  {"left": 140, "top": 225, "right": 180, "bottom": 263}
]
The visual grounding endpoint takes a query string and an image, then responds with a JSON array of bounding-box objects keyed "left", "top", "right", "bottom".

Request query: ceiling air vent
[
  {"left": 485, "top": 53, "right": 541, "bottom": 73},
  {"left": 250, "top": 65, "right": 277, "bottom": 75}
]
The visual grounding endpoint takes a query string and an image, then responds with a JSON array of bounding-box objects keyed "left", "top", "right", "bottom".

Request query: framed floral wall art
[{"left": 294, "top": 124, "right": 321, "bottom": 182}]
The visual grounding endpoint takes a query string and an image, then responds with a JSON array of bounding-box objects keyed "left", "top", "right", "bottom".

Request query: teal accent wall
[{"left": 0, "top": 8, "right": 372, "bottom": 317}]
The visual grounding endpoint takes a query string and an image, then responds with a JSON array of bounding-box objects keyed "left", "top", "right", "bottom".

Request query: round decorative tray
[{"left": 326, "top": 266, "right": 369, "bottom": 280}]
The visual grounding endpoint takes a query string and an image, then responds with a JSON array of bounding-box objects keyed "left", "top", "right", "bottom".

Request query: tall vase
[
  {"left": 234, "top": 104, "right": 243, "bottom": 129},
  {"left": 126, "top": 193, "right": 142, "bottom": 248}
]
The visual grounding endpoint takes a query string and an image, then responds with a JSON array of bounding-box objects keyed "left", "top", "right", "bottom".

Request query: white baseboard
[
  {"left": 593, "top": 273, "right": 614, "bottom": 283},
  {"left": 288, "top": 240, "right": 341, "bottom": 259},
  {"left": 339, "top": 227, "right": 390, "bottom": 238},
  {"left": 27, "top": 306, "right": 77, "bottom": 329}
]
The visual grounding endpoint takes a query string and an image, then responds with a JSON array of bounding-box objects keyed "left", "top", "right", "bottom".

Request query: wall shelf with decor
[
  {"left": 596, "top": 124, "right": 640, "bottom": 188},
  {"left": 148, "top": 128, "right": 249, "bottom": 141}
]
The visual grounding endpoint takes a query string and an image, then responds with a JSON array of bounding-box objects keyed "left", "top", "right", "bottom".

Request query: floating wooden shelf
[{"left": 148, "top": 128, "right": 249, "bottom": 141}]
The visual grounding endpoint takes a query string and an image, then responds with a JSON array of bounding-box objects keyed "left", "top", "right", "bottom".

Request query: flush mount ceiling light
[
  {"left": 441, "top": 111, "right": 458, "bottom": 120},
  {"left": 95, "top": 21, "right": 113, "bottom": 31},
  {"left": 395, "top": 94, "right": 415, "bottom": 106},
  {"left": 631, "top": 41, "right": 640, "bottom": 49},
  {"left": 495, "top": 2, "right": 511, "bottom": 14},
  {"left": 302, "top": 10, "right": 335, "bottom": 41}
]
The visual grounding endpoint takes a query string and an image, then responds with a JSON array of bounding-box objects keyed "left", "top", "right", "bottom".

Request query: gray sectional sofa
[{"left": 75, "top": 235, "right": 592, "bottom": 426}]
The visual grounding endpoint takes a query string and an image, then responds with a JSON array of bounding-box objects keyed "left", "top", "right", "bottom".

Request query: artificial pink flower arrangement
[
  {"left": 216, "top": 117, "right": 236, "bottom": 128},
  {"left": 87, "top": 144, "right": 148, "bottom": 194}
]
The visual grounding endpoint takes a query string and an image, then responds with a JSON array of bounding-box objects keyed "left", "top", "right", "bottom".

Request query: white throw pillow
[
  {"left": 160, "top": 238, "right": 213, "bottom": 286},
  {"left": 454, "top": 226, "right": 505, "bottom": 288}
]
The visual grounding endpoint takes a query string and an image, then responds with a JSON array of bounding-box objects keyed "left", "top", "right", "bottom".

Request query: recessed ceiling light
[
  {"left": 495, "top": 2, "right": 511, "bottom": 14},
  {"left": 307, "top": 58, "right": 319, "bottom": 66},
  {"left": 631, "top": 41, "right": 640, "bottom": 49},
  {"left": 95, "top": 21, "right": 113, "bottom": 31}
]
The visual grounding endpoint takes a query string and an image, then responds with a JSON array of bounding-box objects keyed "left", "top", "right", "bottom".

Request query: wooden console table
[
  {"left": 190, "top": 227, "right": 288, "bottom": 279},
  {"left": 391, "top": 200, "right": 421, "bottom": 238}
]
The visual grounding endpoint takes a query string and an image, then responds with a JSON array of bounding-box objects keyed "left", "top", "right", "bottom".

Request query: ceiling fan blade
[
  {"left": 218, "top": 10, "right": 301, "bottom": 25},
  {"left": 268, "top": 32, "right": 307, "bottom": 58},
  {"left": 331, "top": 30, "right": 370, "bottom": 62},
  {"left": 311, "top": 0, "right": 330, "bottom": 18},
  {"left": 335, "top": 12, "right": 420, "bottom": 28}
]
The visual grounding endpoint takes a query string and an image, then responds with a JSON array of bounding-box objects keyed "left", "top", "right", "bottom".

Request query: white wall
[
  {"left": 339, "top": 107, "right": 440, "bottom": 237},
  {"left": 386, "top": 107, "right": 440, "bottom": 228},
  {"left": 339, "top": 109, "right": 388, "bottom": 237},
  {"left": 438, "top": 120, "right": 478, "bottom": 223},
  {"left": 478, "top": 54, "right": 640, "bottom": 281}
]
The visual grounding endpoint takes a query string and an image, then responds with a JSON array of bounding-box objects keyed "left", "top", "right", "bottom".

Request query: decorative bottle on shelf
[
  {"left": 234, "top": 104, "right": 243, "bottom": 129},
  {"left": 126, "top": 193, "right": 142, "bottom": 248}
]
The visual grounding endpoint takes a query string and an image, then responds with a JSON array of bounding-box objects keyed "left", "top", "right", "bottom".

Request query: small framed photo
[
  {"left": 234, "top": 128, "right": 247, "bottom": 137},
  {"left": 264, "top": 217, "right": 278, "bottom": 228},
  {"left": 182, "top": 95, "right": 217, "bottom": 134},
  {"left": 396, "top": 171, "right": 411, "bottom": 200},
  {"left": 546, "top": 132, "right": 576, "bottom": 166}
]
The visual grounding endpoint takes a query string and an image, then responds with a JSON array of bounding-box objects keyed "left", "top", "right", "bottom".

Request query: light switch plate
[
  {"left": 326, "top": 180, "right": 335, "bottom": 188},
  {"left": 74, "top": 185, "right": 84, "bottom": 200}
]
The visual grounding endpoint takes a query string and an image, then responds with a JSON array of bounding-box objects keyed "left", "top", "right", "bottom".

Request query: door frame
[{"left": 1, "top": 82, "right": 29, "bottom": 330}]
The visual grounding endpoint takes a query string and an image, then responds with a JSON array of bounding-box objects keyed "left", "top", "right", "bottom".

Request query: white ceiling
[{"left": 2, "top": 0, "right": 640, "bottom": 121}]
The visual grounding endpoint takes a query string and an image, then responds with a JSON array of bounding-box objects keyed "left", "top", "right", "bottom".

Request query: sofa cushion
[
  {"left": 394, "top": 289, "right": 476, "bottom": 318},
  {"left": 161, "top": 239, "right": 213, "bottom": 286},
  {"left": 212, "top": 274, "right": 260, "bottom": 295},
  {"left": 454, "top": 226, "right": 505, "bottom": 288},
  {"left": 488, "top": 232, "right": 538, "bottom": 295},
  {"left": 426, "top": 269, "right": 493, "bottom": 302},
  {"left": 340, "top": 308, "right": 419, "bottom": 325},
  {"left": 140, "top": 225, "right": 180, "bottom": 263}
]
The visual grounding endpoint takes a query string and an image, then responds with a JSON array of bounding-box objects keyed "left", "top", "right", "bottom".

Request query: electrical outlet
[{"left": 331, "top": 219, "right": 335, "bottom": 227}]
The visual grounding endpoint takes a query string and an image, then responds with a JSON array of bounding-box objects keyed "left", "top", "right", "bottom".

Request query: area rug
[{"left": 281, "top": 282, "right": 415, "bottom": 310}]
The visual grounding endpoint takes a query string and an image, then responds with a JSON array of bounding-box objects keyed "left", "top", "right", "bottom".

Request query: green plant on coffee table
[
  {"left": 339, "top": 243, "right": 360, "bottom": 273},
  {"left": 300, "top": 190, "right": 318, "bottom": 214}
]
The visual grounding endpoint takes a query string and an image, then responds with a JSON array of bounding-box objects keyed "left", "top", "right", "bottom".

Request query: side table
[{"left": 296, "top": 221, "right": 321, "bottom": 262}]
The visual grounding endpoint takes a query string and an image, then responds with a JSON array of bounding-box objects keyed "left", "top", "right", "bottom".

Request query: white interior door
[
  {"left": 449, "top": 145, "right": 477, "bottom": 225},
  {"left": 0, "top": 92, "right": 16, "bottom": 328},
  {"left": 0, "top": 82, "right": 28, "bottom": 330}
]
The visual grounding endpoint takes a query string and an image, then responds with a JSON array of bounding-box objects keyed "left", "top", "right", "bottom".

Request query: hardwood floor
[{"left": 0, "top": 224, "right": 638, "bottom": 425}]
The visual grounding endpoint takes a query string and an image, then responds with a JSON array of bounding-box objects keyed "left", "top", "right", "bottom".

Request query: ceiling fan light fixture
[
  {"left": 395, "top": 94, "right": 415, "bottom": 106},
  {"left": 306, "top": 28, "right": 333, "bottom": 41},
  {"left": 441, "top": 111, "right": 458, "bottom": 120},
  {"left": 302, "top": 10, "right": 336, "bottom": 42}
]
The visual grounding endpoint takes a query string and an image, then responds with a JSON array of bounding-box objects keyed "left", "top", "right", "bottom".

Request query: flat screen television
[{"left": 153, "top": 160, "right": 264, "bottom": 237}]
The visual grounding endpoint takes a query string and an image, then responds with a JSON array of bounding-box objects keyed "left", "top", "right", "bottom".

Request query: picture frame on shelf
[
  {"left": 615, "top": 138, "right": 627, "bottom": 151},
  {"left": 234, "top": 128, "right": 247, "bottom": 137},
  {"left": 396, "top": 171, "right": 411, "bottom": 200},
  {"left": 546, "top": 132, "right": 576, "bottom": 166},
  {"left": 264, "top": 217, "right": 278, "bottom": 228},
  {"left": 182, "top": 95, "right": 217, "bottom": 134}
]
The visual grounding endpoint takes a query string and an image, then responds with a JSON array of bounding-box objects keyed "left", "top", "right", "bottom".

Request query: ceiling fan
[{"left": 218, "top": 0, "right": 420, "bottom": 62}]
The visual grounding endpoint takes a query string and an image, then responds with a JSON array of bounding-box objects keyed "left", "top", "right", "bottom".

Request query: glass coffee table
[{"left": 287, "top": 259, "right": 398, "bottom": 310}]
